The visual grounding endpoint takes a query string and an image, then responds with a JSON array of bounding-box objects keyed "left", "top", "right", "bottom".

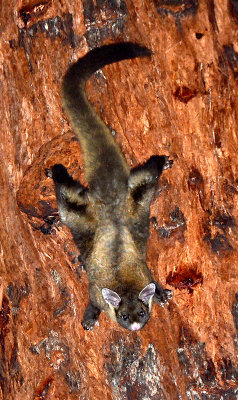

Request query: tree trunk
[{"left": 0, "top": 0, "right": 238, "bottom": 399}]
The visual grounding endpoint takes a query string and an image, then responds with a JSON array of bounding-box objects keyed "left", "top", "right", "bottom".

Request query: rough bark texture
[{"left": 0, "top": 0, "right": 238, "bottom": 399}]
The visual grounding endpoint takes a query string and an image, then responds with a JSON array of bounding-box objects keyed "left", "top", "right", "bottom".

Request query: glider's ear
[
  {"left": 138, "top": 283, "right": 156, "bottom": 304},
  {"left": 102, "top": 288, "right": 121, "bottom": 308}
]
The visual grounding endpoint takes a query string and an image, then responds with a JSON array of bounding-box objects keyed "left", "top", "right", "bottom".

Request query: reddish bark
[{"left": 0, "top": 0, "right": 238, "bottom": 399}]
